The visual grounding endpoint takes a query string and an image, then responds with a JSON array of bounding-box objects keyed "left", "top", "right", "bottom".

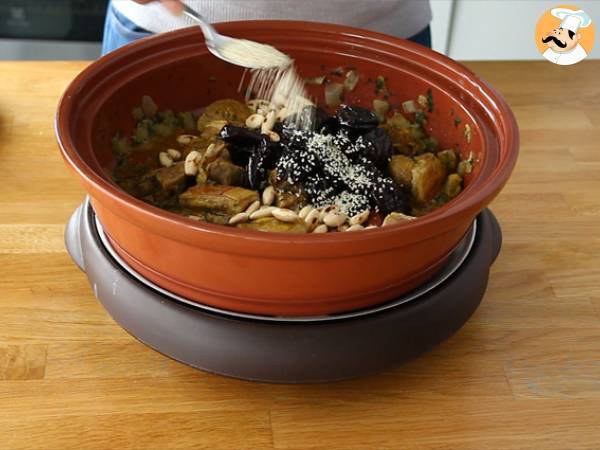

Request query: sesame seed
[{"left": 273, "top": 124, "right": 401, "bottom": 215}]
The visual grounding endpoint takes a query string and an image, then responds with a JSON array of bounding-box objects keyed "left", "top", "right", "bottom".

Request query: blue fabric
[
  {"left": 101, "top": 0, "right": 432, "bottom": 55},
  {"left": 407, "top": 25, "right": 431, "bottom": 48},
  {"left": 102, "top": 1, "right": 152, "bottom": 55}
]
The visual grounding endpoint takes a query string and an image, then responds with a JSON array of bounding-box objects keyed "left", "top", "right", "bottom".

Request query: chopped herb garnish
[
  {"left": 426, "top": 89, "right": 434, "bottom": 113},
  {"left": 454, "top": 117, "right": 462, "bottom": 127},
  {"left": 464, "top": 123, "right": 472, "bottom": 144},
  {"left": 415, "top": 111, "right": 427, "bottom": 126},
  {"left": 375, "top": 76, "right": 387, "bottom": 94}
]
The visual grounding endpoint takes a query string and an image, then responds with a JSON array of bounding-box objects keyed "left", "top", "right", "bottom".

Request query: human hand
[{"left": 132, "top": 0, "right": 184, "bottom": 15}]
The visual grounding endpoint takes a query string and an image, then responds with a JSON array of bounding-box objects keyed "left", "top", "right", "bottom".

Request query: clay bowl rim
[{"left": 56, "top": 20, "right": 519, "bottom": 246}]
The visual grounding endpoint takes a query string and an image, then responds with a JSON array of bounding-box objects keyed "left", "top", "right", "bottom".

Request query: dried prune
[
  {"left": 336, "top": 105, "right": 379, "bottom": 132},
  {"left": 247, "top": 137, "right": 279, "bottom": 190},
  {"left": 275, "top": 139, "right": 318, "bottom": 184},
  {"left": 218, "top": 125, "right": 262, "bottom": 147},
  {"left": 372, "top": 180, "right": 409, "bottom": 215},
  {"left": 358, "top": 128, "right": 394, "bottom": 170},
  {"left": 219, "top": 125, "right": 263, "bottom": 166},
  {"left": 312, "top": 107, "right": 340, "bottom": 135}
]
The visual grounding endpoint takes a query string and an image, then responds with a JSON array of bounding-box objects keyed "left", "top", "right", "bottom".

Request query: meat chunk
[
  {"left": 268, "top": 170, "right": 308, "bottom": 210},
  {"left": 382, "top": 212, "right": 417, "bottom": 226},
  {"left": 237, "top": 217, "right": 308, "bottom": 234},
  {"left": 411, "top": 153, "right": 446, "bottom": 203},
  {"left": 388, "top": 155, "right": 414, "bottom": 189},
  {"left": 186, "top": 211, "right": 229, "bottom": 225},
  {"left": 197, "top": 99, "right": 251, "bottom": 130},
  {"left": 442, "top": 173, "right": 463, "bottom": 198},
  {"left": 155, "top": 162, "right": 187, "bottom": 193},
  {"left": 179, "top": 184, "right": 258, "bottom": 216},
  {"left": 206, "top": 160, "right": 247, "bottom": 186},
  {"left": 436, "top": 149, "right": 458, "bottom": 172},
  {"left": 380, "top": 113, "right": 428, "bottom": 155}
]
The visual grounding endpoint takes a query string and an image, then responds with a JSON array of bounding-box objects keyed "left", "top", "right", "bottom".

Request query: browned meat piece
[
  {"left": 187, "top": 211, "right": 230, "bottom": 225},
  {"left": 268, "top": 170, "right": 308, "bottom": 210},
  {"left": 382, "top": 212, "right": 417, "bottom": 226},
  {"left": 436, "top": 149, "right": 458, "bottom": 172},
  {"left": 207, "top": 160, "right": 246, "bottom": 186},
  {"left": 380, "top": 113, "right": 428, "bottom": 155},
  {"left": 275, "top": 192, "right": 305, "bottom": 209},
  {"left": 237, "top": 217, "right": 308, "bottom": 234},
  {"left": 155, "top": 162, "right": 187, "bottom": 193},
  {"left": 442, "top": 173, "right": 463, "bottom": 198},
  {"left": 181, "top": 131, "right": 227, "bottom": 159},
  {"left": 179, "top": 184, "right": 259, "bottom": 216},
  {"left": 388, "top": 155, "right": 414, "bottom": 188},
  {"left": 411, "top": 153, "right": 446, "bottom": 203},
  {"left": 197, "top": 99, "right": 251, "bottom": 131}
]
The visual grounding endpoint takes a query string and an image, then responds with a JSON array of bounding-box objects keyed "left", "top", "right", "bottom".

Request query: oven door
[{"left": 0, "top": 0, "right": 108, "bottom": 60}]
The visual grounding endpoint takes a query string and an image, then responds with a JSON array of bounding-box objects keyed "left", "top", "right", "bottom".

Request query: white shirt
[
  {"left": 112, "top": 0, "right": 431, "bottom": 39},
  {"left": 542, "top": 43, "right": 588, "bottom": 66}
]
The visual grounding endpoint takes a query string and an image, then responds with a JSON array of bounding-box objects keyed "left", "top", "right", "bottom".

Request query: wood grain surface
[{"left": 0, "top": 60, "right": 599, "bottom": 449}]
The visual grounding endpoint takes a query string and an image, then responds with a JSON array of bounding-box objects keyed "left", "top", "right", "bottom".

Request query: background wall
[
  {"left": 431, "top": 0, "right": 600, "bottom": 59},
  {"left": 1, "top": 1, "right": 598, "bottom": 61}
]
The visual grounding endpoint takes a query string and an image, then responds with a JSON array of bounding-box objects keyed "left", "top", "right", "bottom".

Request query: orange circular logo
[{"left": 535, "top": 4, "right": 595, "bottom": 65}]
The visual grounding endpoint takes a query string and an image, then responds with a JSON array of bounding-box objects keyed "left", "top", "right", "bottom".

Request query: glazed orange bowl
[{"left": 56, "top": 21, "right": 518, "bottom": 316}]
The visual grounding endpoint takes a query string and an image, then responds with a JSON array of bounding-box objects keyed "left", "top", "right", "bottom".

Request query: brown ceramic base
[{"left": 65, "top": 199, "right": 502, "bottom": 383}]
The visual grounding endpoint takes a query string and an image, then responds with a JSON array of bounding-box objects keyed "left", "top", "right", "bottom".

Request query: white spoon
[{"left": 181, "top": 4, "right": 291, "bottom": 70}]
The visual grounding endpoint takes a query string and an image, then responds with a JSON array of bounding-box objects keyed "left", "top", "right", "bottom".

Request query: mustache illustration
[{"left": 542, "top": 35, "right": 567, "bottom": 48}]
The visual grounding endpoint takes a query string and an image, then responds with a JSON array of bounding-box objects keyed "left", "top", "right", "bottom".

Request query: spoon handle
[{"left": 181, "top": 3, "right": 218, "bottom": 44}]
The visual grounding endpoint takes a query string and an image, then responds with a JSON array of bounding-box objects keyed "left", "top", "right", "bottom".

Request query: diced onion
[
  {"left": 402, "top": 100, "right": 417, "bottom": 114},
  {"left": 325, "top": 83, "right": 344, "bottom": 107},
  {"left": 344, "top": 70, "right": 359, "bottom": 91},
  {"left": 373, "top": 99, "right": 390, "bottom": 121},
  {"left": 305, "top": 75, "right": 326, "bottom": 85}
]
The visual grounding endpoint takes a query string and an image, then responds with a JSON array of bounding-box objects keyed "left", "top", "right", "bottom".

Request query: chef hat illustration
[{"left": 551, "top": 8, "right": 592, "bottom": 33}]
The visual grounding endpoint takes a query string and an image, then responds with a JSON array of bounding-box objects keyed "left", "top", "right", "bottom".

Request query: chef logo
[{"left": 535, "top": 5, "right": 595, "bottom": 65}]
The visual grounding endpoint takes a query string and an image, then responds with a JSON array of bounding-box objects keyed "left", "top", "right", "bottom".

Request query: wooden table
[{"left": 1, "top": 60, "right": 599, "bottom": 449}]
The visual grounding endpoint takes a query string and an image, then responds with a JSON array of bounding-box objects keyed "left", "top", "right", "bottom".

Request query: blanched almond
[
  {"left": 299, "top": 205, "right": 314, "bottom": 219},
  {"left": 267, "top": 131, "right": 280, "bottom": 142},
  {"left": 245, "top": 113, "right": 265, "bottom": 129},
  {"left": 229, "top": 212, "right": 249, "bottom": 225},
  {"left": 346, "top": 224, "right": 364, "bottom": 232},
  {"left": 176, "top": 134, "right": 196, "bottom": 145},
  {"left": 312, "top": 224, "right": 328, "bottom": 234},
  {"left": 158, "top": 151, "right": 173, "bottom": 167},
  {"left": 167, "top": 148, "right": 181, "bottom": 160},
  {"left": 205, "top": 142, "right": 225, "bottom": 159},
  {"left": 184, "top": 150, "right": 201, "bottom": 176},
  {"left": 305, "top": 208, "right": 320, "bottom": 229},
  {"left": 262, "top": 186, "right": 275, "bottom": 206},
  {"left": 349, "top": 210, "right": 370, "bottom": 225},
  {"left": 261, "top": 110, "right": 276, "bottom": 134},
  {"left": 250, "top": 206, "right": 275, "bottom": 220},
  {"left": 245, "top": 200, "right": 261, "bottom": 215},
  {"left": 272, "top": 208, "right": 298, "bottom": 223},
  {"left": 324, "top": 212, "right": 348, "bottom": 228}
]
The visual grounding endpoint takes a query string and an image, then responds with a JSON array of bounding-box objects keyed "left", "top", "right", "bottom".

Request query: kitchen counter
[{"left": 1, "top": 61, "right": 599, "bottom": 449}]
